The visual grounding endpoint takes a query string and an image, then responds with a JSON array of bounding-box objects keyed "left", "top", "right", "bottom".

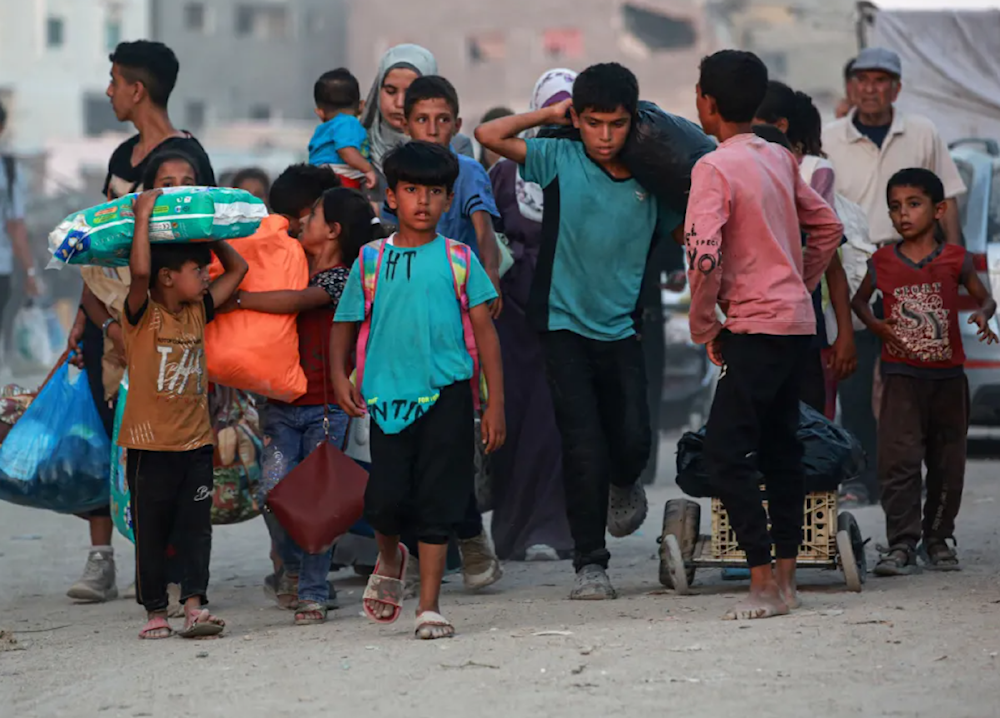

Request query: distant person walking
[
  {"left": 823, "top": 47, "right": 966, "bottom": 507},
  {"left": 0, "top": 101, "right": 41, "bottom": 346}
]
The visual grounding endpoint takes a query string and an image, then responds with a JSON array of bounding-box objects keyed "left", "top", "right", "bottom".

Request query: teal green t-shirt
[
  {"left": 334, "top": 235, "right": 497, "bottom": 434},
  {"left": 522, "top": 138, "right": 681, "bottom": 341}
]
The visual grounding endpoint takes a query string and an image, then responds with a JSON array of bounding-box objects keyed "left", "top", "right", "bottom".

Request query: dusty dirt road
[{"left": 2, "top": 436, "right": 999, "bottom": 718}]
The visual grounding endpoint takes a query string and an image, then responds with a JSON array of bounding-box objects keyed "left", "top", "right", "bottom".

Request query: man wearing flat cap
[{"left": 822, "top": 47, "right": 967, "bottom": 509}]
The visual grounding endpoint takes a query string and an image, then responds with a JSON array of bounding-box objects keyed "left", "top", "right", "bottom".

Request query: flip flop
[
  {"left": 362, "top": 543, "right": 409, "bottom": 625},
  {"left": 294, "top": 601, "right": 328, "bottom": 626},
  {"left": 415, "top": 610, "right": 455, "bottom": 640},
  {"left": 177, "top": 609, "right": 225, "bottom": 639},
  {"left": 138, "top": 616, "right": 173, "bottom": 640}
]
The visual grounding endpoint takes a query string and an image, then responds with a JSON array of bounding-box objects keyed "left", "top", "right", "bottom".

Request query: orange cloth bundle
[{"left": 206, "top": 215, "right": 309, "bottom": 402}]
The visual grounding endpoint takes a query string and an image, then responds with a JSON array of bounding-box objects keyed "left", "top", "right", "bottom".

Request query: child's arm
[
  {"left": 330, "top": 321, "right": 365, "bottom": 417},
  {"left": 469, "top": 303, "right": 506, "bottom": 454},
  {"left": 474, "top": 100, "right": 572, "bottom": 165},
  {"left": 851, "top": 270, "right": 908, "bottom": 355},
  {"left": 684, "top": 162, "right": 728, "bottom": 356},
  {"left": 208, "top": 241, "right": 249, "bottom": 308},
  {"left": 337, "top": 147, "right": 378, "bottom": 190},
  {"left": 231, "top": 287, "right": 332, "bottom": 314},
  {"left": 962, "top": 265, "right": 999, "bottom": 344},
  {"left": 126, "top": 189, "right": 160, "bottom": 319},
  {"left": 796, "top": 174, "right": 844, "bottom": 293},
  {"left": 471, "top": 210, "right": 503, "bottom": 319},
  {"left": 825, "top": 253, "right": 858, "bottom": 379}
]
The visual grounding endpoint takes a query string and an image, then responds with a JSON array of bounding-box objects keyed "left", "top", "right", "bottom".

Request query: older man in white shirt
[{"left": 823, "top": 47, "right": 967, "bottom": 508}]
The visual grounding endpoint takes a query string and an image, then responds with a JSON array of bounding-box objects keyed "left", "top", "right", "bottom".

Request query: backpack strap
[
  {"left": 444, "top": 239, "right": 487, "bottom": 411},
  {"left": 354, "top": 237, "right": 388, "bottom": 398},
  {"left": 1, "top": 154, "right": 15, "bottom": 207}
]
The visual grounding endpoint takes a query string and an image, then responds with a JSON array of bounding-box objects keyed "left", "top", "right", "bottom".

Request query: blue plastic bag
[{"left": 0, "top": 361, "right": 111, "bottom": 514}]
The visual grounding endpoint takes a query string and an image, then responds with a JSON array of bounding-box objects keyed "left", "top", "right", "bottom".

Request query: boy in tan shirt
[{"left": 122, "top": 188, "right": 247, "bottom": 640}]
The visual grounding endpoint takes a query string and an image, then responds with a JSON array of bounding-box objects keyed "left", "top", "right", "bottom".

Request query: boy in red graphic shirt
[{"left": 852, "top": 168, "right": 997, "bottom": 577}]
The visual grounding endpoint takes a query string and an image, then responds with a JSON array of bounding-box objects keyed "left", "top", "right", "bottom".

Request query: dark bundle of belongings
[
  {"left": 539, "top": 100, "right": 716, "bottom": 215},
  {"left": 675, "top": 403, "right": 867, "bottom": 497}
]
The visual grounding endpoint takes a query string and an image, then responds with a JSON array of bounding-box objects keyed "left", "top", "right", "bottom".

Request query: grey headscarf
[{"left": 362, "top": 44, "right": 438, "bottom": 173}]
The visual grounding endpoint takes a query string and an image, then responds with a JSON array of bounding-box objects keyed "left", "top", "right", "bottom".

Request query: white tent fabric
[{"left": 870, "top": 8, "right": 1000, "bottom": 144}]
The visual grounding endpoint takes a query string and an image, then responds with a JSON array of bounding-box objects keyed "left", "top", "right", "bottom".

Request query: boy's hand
[
  {"left": 546, "top": 99, "right": 573, "bottom": 126},
  {"left": 132, "top": 189, "right": 162, "bottom": 221},
  {"left": 364, "top": 169, "right": 378, "bottom": 190},
  {"left": 333, "top": 375, "right": 366, "bottom": 418},
  {"left": 874, "top": 318, "right": 909, "bottom": 356},
  {"left": 969, "top": 312, "right": 999, "bottom": 344},
  {"left": 67, "top": 311, "right": 87, "bottom": 368},
  {"left": 481, "top": 403, "right": 506, "bottom": 455},
  {"left": 828, "top": 331, "right": 858, "bottom": 380},
  {"left": 706, "top": 338, "right": 724, "bottom": 367}
]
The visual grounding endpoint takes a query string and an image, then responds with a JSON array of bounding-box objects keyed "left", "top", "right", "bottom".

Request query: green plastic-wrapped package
[{"left": 48, "top": 186, "right": 267, "bottom": 268}]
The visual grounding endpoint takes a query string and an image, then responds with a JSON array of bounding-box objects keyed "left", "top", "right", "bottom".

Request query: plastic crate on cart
[{"left": 710, "top": 490, "right": 838, "bottom": 565}]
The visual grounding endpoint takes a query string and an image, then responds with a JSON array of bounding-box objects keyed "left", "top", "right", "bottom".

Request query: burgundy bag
[{"left": 264, "top": 339, "right": 368, "bottom": 554}]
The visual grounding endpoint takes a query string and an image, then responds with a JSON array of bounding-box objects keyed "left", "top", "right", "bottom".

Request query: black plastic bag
[
  {"left": 620, "top": 102, "right": 716, "bottom": 215},
  {"left": 537, "top": 102, "right": 715, "bottom": 215},
  {"left": 675, "top": 403, "right": 866, "bottom": 498}
]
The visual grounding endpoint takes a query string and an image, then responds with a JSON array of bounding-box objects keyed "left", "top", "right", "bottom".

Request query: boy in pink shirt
[{"left": 686, "top": 51, "right": 843, "bottom": 620}]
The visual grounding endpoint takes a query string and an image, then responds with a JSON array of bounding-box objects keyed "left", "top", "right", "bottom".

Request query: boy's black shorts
[{"left": 364, "top": 381, "right": 475, "bottom": 545}]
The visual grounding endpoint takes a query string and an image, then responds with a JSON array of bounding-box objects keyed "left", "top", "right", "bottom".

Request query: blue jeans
[{"left": 261, "top": 402, "right": 349, "bottom": 605}]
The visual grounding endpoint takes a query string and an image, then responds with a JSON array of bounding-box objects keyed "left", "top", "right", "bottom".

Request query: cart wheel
[
  {"left": 837, "top": 512, "right": 867, "bottom": 592},
  {"left": 658, "top": 498, "right": 700, "bottom": 588},
  {"left": 662, "top": 534, "right": 690, "bottom": 595}
]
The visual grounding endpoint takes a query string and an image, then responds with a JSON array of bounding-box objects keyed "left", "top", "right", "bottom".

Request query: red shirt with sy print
[{"left": 870, "top": 242, "right": 972, "bottom": 372}]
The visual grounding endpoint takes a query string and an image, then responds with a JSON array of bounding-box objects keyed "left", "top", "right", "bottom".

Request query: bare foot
[
  {"left": 723, "top": 582, "right": 789, "bottom": 620},
  {"left": 775, "top": 558, "right": 800, "bottom": 610},
  {"left": 364, "top": 547, "right": 404, "bottom": 621},
  {"left": 139, "top": 612, "right": 172, "bottom": 640}
]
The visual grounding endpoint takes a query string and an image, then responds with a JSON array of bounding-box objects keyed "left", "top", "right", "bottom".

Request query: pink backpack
[{"left": 354, "top": 236, "right": 487, "bottom": 411}]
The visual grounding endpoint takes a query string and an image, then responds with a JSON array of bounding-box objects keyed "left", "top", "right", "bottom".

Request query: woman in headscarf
[
  {"left": 485, "top": 69, "right": 576, "bottom": 562},
  {"left": 361, "top": 44, "right": 474, "bottom": 195}
]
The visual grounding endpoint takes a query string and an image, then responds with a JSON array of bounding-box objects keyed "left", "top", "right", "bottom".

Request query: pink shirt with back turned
[{"left": 684, "top": 134, "right": 843, "bottom": 344}]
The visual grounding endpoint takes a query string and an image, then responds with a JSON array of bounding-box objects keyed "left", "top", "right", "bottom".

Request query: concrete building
[
  {"left": 345, "top": 0, "right": 716, "bottom": 124},
  {"left": 0, "top": 0, "right": 150, "bottom": 149},
  {"left": 344, "top": 0, "right": 857, "bottom": 125},
  {"left": 149, "top": 0, "right": 348, "bottom": 132}
]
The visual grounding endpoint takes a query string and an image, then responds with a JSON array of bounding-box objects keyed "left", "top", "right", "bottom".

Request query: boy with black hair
[
  {"left": 332, "top": 141, "right": 505, "bottom": 639},
  {"left": 387, "top": 75, "right": 503, "bottom": 315},
  {"left": 269, "top": 163, "right": 342, "bottom": 238},
  {"left": 309, "top": 68, "right": 376, "bottom": 190},
  {"left": 852, "top": 168, "right": 996, "bottom": 576},
  {"left": 477, "top": 62, "right": 681, "bottom": 600},
  {"left": 687, "top": 50, "right": 843, "bottom": 620},
  {"left": 121, "top": 190, "right": 248, "bottom": 639}
]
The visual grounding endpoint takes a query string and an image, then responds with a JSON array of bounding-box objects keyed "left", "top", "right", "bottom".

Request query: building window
[
  {"left": 543, "top": 28, "right": 583, "bottom": 60},
  {"left": 235, "top": 5, "right": 289, "bottom": 40},
  {"left": 186, "top": 101, "right": 207, "bottom": 130},
  {"left": 467, "top": 31, "right": 506, "bottom": 65},
  {"left": 249, "top": 104, "right": 272, "bottom": 121},
  {"left": 759, "top": 51, "right": 788, "bottom": 78},
  {"left": 105, "top": 20, "right": 122, "bottom": 52},
  {"left": 621, "top": 3, "right": 696, "bottom": 52},
  {"left": 185, "top": 3, "right": 207, "bottom": 32},
  {"left": 84, "top": 93, "right": 120, "bottom": 136},
  {"left": 46, "top": 16, "right": 65, "bottom": 48}
]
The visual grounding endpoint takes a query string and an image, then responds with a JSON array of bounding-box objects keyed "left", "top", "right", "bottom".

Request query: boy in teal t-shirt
[
  {"left": 332, "top": 141, "right": 505, "bottom": 640},
  {"left": 476, "top": 63, "right": 682, "bottom": 601}
]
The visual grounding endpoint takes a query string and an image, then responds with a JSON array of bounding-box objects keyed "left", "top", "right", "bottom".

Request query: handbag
[{"left": 264, "top": 336, "right": 369, "bottom": 554}]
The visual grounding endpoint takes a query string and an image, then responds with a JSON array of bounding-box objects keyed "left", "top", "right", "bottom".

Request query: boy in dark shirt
[{"left": 852, "top": 168, "right": 997, "bottom": 576}]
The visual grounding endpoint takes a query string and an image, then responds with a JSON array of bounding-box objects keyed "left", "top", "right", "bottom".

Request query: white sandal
[{"left": 415, "top": 610, "right": 454, "bottom": 640}]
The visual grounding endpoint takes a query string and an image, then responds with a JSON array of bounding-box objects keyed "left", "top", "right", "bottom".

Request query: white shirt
[{"left": 822, "top": 109, "right": 966, "bottom": 246}]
